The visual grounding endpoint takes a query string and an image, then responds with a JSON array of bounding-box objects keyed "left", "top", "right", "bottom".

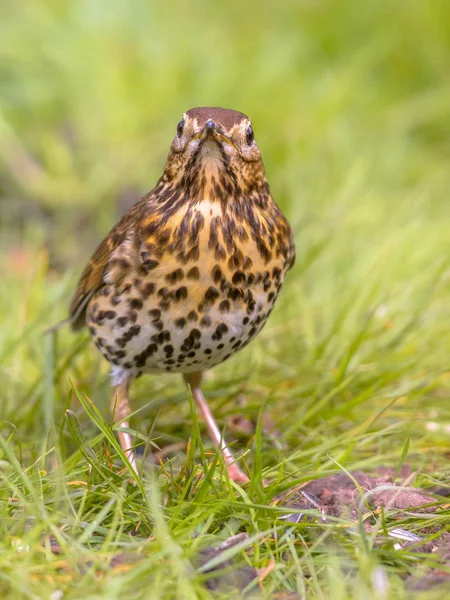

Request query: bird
[{"left": 69, "top": 107, "right": 295, "bottom": 483}]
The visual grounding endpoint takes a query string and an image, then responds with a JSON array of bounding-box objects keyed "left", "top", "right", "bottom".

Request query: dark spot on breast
[
  {"left": 151, "top": 330, "right": 171, "bottom": 345},
  {"left": 128, "top": 298, "right": 143, "bottom": 310},
  {"left": 159, "top": 298, "right": 171, "bottom": 311},
  {"left": 95, "top": 310, "right": 105, "bottom": 323},
  {"left": 208, "top": 229, "right": 218, "bottom": 250},
  {"left": 115, "top": 350, "right": 126, "bottom": 359},
  {"left": 158, "top": 229, "right": 171, "bottom": 246},
  {"left": 268, "top": 291, "right": 275, "bottom": 303},
  {"left": 165, "top": 268, "right": 184, "bottom": 284},
  {"left": 153, "top": 320, "right": 164, "bottom": 332},
  {"left": 143, "top": 259, "right": 159, "bottom": 272},
  {"left": 214, "top": 245, "right": 226, "bottom": 261},
  {"left": 111, "top": 258, "right": 131, "bottom": 271},
  {"left": 174, "top": 286, "right": 188, "bottom": 301},
  {"left": 212, "top": 323, "right": 229, "bottom": 341},
  {"left": 186, "top": 245, "right": 200, "bottom": 262},
  {"left": 100, "top": 286, "right": 111, "bottom": 297},
  {"left": 134, "top": 354, "right": 147, "bottom": 368},
  {"left": 186, "top": 266, "right": 200, "bottom": 280},
  {"left": 111, "top": 296, "right": 121, "bottom": 306},
  {"left": 121, "top": 331, "right": 132, "bottom": 343},
  {"left": 228, "top": 288, "right": 244, "bottom": 302},
  {"left": 128, "top": 311, "right": 138, "bottom": 324},
  {"left": 217, "top": 343, "right": 224, "bottom": 350},
  {"left": 272, "top": 266, "right": 282, "bottom": 280},
  {"left": 176, "top": 251, "right": 187, "bottom": 265},
  {"left": 187, "top": 310, "right": 198, "bottom": 322},
  {"left": 149, "top": 309, "right": 161, "bottom": 320},
  {"left": 180, "top": 337, "right": 194, "bottom": 353},
  {"left": 242, "top": 256, "right": 253, "bottom": 270},
  {"left": 175, "top": 317, "right": 187, "bottom": 329},
  {"left": 117, "top": 316, "right": 129, "bottom": 327},
  {"left": 204, "top": 348, "right": 212, "bottom": 355},
  {"left": 219, "top": 300, "right": 230, "bottom": 313},
  {"left": 187, "top": 351, "right": 196, "bottom": 358},
  {"left": 245, "top": 273, "right": 255, "bottom": 286},
  {"left": 158, "top": 287, "right": 170, "bottom": 298},
  {"left": 147, "top": 343, "right": 158, "bottom": 356},
  {"left": 220, "top": 279, "right": 231, "bottom": 294},
  {"left": 238, "top": 227, "right": 249, "bottom": 242},
  {"left": 228, "top": 251, "right": 242, "bottom": 270},
  {"left": 200, "top": 315, "right": 212, "bottom": 328},
  {"left": 232, "top": 271, "right": 245, "bottom": 285},
  {"left": 247, "top": 297, "right": 257, "bottom": 313},
  {"left": 262, "top": 271, "right": 271, "bottom": 291},
  {"left": 190, "top": 211, "right": 205, "bottom": 241},
  {"left": 213, "top": 182, "right": 223, "bottom": 200},
  {"left": 211, "top": 265, "right": 222, "bottom": 284},
  {"left": 144, "top": 221, "right": 158, "bottom": 236},
  {"left": 163, "top": 344, "right": 174, "bottom": 356},
  {"left": 242, "top": 316, "right": 249, "bottom": 325},
  {"left": 140, "top": 282, "right": 156, "bottom": 298},
  {"left": 257, "top": 241, "right": 272, "bottom": 263},
  {"left": 205, "top": 287, "right": 219, "bottom": 304},
  {"left": 128, "top": 324, "right": 141, "bottom": 337}
]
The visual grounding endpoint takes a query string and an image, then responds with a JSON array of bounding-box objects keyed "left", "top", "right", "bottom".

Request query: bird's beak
[
  {"left": 204, "top": 119, "right": 216, "bottom": 138},
  {"left": 199, "top": 120, "right": 234, "bottom": 148},
  {"left": 200, "top": 119, "right": 219, "bottom": 143}
]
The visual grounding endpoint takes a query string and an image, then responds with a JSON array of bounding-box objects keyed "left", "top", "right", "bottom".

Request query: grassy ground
[{"left": 2, "top": 0, "right": 450, "bottom": 597}]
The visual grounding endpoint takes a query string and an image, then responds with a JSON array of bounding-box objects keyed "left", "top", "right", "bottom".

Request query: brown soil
[{"left": 278, "top": 465, "right": 450, "bottom": 592}]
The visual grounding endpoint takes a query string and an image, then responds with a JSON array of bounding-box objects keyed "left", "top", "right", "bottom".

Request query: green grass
[{"left": 1, "top": 0, "right": 450, "bottom": 597}]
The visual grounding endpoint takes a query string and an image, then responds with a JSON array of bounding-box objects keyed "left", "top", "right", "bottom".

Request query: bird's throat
[{"left": 200, "top": 140, "right": 225, "bottom": 181}]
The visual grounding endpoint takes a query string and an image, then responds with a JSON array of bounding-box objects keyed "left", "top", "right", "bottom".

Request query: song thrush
[{"left": 70, "top": 107, "right": 295, "bottom": 483}]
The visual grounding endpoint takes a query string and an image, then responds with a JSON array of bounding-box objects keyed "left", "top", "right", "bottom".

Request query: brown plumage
[{"left": 70, "top": 106, "right": 295, "bottom": 482}]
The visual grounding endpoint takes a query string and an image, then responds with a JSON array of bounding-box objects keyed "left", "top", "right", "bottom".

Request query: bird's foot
[{"left": 226, "top": 462, "right": 250, "bottom": 484}]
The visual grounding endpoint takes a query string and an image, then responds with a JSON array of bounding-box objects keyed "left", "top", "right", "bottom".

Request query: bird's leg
[
  {"left": 184, "top": 373, "right": 249, "bottom": 483},
  {"left": 112, "top": 375, "right": 138, "bottom": 474}
]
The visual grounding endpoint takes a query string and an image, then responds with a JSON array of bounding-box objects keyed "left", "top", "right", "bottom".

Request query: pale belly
[{"left": 86, "top": 264, "right": 282, "bottom": 378}]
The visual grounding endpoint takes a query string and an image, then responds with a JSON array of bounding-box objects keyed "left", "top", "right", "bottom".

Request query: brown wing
[{"left": 69, "top": 202, "right": 145, "bottom": 330}]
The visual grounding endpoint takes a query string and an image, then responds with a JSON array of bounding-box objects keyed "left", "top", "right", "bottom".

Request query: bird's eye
[
  {"left": 177, "top": 119, "right": 185, "bottom": 137},
  {"left": 246, "top": 125, "right": 254, "bottom": 146}
]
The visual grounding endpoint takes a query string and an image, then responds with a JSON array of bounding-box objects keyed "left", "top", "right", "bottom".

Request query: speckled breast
[{"left": 85, "top": 201, "right": 291, "bottom": 377}]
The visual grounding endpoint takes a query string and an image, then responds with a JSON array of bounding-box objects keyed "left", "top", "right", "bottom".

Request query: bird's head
[{"left": 161, "top": 107, "right": 267, "bottom": 199}]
